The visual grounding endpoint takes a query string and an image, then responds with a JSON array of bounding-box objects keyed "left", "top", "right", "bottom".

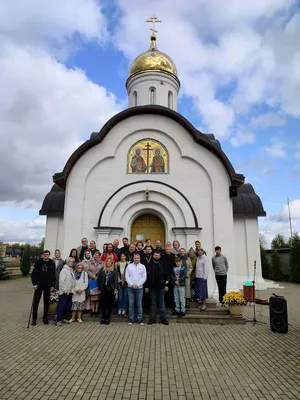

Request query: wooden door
[{"left": 131, "top": 214, "right": 165, "bottom": 244}]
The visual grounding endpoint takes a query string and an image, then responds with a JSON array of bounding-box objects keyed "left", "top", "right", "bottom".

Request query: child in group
[
  {"left": 70, "top": 263, "right": 89, "bottom": 323},
  {"left": 172, "top": 257, "right": 187, "bottom": 316}
]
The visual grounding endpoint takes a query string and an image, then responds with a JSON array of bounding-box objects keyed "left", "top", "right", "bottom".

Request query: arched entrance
[{"left": 131, "top": 214, "right": 165, "bottom": 244}]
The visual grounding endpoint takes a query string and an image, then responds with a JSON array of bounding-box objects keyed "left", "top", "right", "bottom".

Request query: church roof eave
[
  {"left": 52, "top": 105, "right": 245, "bottom": 189},
  {"left": 39, "top": 183, "right": 266, "bottom": 218}
]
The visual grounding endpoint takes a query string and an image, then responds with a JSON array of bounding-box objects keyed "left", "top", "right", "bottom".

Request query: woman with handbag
[
  {"left": 82, "top": 250, "right": 93, "bottom": 311},
  {"left": 97, "top": 258, "right": 118, "bottom": 325},
  {"left": 86, "top": 251, "right": 103, "bottom": 316}
]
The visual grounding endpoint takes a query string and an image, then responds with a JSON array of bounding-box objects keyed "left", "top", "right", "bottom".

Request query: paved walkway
[{"left": 0, "top": 278, "right": 299, "bottom": 400}]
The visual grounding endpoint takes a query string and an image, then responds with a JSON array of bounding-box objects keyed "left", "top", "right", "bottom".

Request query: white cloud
[
  {"left": 230, "top": 130, "right": 255, "bottom": 147},
  {"left": 250, "top": 112, "right": 285, "bottom": 128},
  {"left": 259, "top": 198, "right": 300, "bottom": 247},
  {"left": 0, "top": 1, "right": 121, "bottom": 204},
  {"left": 0, "top": 0, "right": 107, "bottom": 47},
  {"left": 259, "top": 221, "right": 297, "bottom": 249},
  {"left": 0, "top": 217, "right": 46, "bottom": 244},
  {"left": 114, "top": 1, "right": 299, "bottom": 138},
  {"left": 0, "top": 0, "right": 121, "bottom": 243},
  {"left": 269, "top": 199, "right": 300, "bottom": 222},
  {"left": 0, "top": 46, "right": 121, "bottom": 203},
  {"left": 265, "top": 138, "right": 287, "bottom": 158}
]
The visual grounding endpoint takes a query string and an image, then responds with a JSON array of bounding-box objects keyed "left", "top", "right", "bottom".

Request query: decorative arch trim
[
  {"left": 96, "top": 180, "right": 199, "bottom": 228},
  {"left": 53, "top": 105, "right": 244, "bottom": 189}
]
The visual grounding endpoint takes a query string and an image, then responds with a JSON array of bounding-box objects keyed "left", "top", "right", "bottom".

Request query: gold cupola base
[{"left": 128, "top": 33, "right": 179, "bottom": 83}]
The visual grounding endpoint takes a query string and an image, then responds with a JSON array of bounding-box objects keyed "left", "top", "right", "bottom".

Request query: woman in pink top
[
  {"left": 87, "top": 251, "right": 103, "bottom": 316},
  {"left": 195, "top": 248, "right": 209, "bottom": 311}
]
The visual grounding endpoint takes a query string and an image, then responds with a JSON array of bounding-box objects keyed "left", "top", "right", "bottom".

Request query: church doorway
[{"left": 131, "top": 214, "right": 165, "bottom": 244}]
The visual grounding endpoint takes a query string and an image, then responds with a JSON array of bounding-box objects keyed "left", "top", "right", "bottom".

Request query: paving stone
[{"left": 1, "top": 278, "right": 300, "bottom": 400}]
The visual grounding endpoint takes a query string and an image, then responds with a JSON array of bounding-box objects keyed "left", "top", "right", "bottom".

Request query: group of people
[{"left": 31, "top": 237, "right": 229, "bottom": 326}]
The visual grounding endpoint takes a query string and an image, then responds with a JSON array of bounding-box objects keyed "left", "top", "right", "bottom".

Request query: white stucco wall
[
  {"left": 127, "top": 72, "right": 179, "bottom": 110},
  {"left": 234, "top": 217, "right": 266, "bottom": 290},
  {"left": 44, "top": 216, "right": 64, "bottom": 256},
  {"left": 60, "top": 113, "right": 240, "bottom": 295}
]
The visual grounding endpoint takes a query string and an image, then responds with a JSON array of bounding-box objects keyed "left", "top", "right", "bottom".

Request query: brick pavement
[{"left": 0, "top": 278, "right": 299, "bottom": 400}]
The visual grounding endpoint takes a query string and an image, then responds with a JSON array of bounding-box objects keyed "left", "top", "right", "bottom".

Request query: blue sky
[{"left": 0, "top": 0, "right": 299, "bottom": 246}]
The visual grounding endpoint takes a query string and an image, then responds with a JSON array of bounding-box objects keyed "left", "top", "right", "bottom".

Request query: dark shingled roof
[
  {"left": 53, "top": 105, "right": 244, "bottom": 189},
  {"left": 232, "top": 184, "right": 266, "bottom": 217},
  {"left": 39, "top": 183, "right": 266, "bottom": 217},
  {"left": 39, "top": 184, "right": 65, "bottom": 216}
]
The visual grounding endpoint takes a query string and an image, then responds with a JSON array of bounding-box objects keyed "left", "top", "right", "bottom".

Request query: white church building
[{"left": 40, "top": 26, "right": 267, "bottom": 295}]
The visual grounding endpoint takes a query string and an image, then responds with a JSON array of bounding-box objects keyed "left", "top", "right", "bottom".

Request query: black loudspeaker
[
  {"left": 269, "top": 296, "right": 288, "bottom": 333},
  {"left": 229, "top": 186, "right": 238, "bottom": 197}
]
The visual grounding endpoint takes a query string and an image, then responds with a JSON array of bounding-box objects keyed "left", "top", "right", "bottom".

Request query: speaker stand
[{"left": 248, "top": 261, "right": 265, "bottom": 325}]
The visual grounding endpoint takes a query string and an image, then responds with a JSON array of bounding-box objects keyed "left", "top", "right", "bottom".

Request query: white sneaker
[
  {"left": 69, "top": 319, "right": 75, "bottom": 323},
  {"left": 128, "top": 322, "right": 133, "bottom": 326},
  {"left": 201, "top": 305, "right": 207, "bottom": 311},
  {"left": 62, "top": 319, "right": 70, "bottom": 324},
  {"left": 56, "top": 321, "right": 62, "bottom": 326},
  {"left": 139, "top": 322, "right": 144, "bottom": 326},
  {"left": 77, "top": 318, "right": 83, "bottom": 323}
]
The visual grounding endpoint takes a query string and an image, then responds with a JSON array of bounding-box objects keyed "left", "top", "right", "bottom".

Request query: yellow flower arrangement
[{"left": 223, "top": 291, "right": 246, "bottom": 306}]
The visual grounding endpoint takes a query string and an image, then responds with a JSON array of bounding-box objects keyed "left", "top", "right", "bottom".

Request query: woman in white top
[{"left": 70, "top": 263, "right": 88, "bottom": 323}]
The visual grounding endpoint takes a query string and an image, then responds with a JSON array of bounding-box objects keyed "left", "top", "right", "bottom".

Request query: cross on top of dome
[{"left": 146, "top": 14, "right": 162, "bottom": 38}]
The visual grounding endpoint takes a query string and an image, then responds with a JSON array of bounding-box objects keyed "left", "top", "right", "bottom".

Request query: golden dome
[{"left": 129, "top": 34, "right": 178, "bottom": 79}]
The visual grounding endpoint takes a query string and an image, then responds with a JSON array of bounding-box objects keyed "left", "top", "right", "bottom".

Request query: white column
[
  {"left": 95, "top": 227, "right": 124, "bottom": 250},
  {"left": 108, "top": 228, "right": 125, "bottom": 243},
  {"left": 184, "top": 228, "right": 202, "bottom": 251}
]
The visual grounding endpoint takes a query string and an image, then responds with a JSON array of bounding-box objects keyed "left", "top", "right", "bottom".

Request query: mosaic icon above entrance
[{"left": 127, "top": 139, "right": 169, "bottom": 174}]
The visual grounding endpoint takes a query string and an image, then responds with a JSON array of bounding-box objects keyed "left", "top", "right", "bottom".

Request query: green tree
[
  {"left": 39, "top": 237, "right": 45, "bottom": 251},
  {"left": 270, "top": 248, "right": 283, "bottom": 281},
  {"left": 20, "top": 244, "right": 31, "bottom": 276},
  {"left": 260, "top": 244, "right": 270, "bottom": 279},
  {"left": 290, "top": 233, "right": 300, "bottom": 283},
  {"left": 0, "top": 243, "right": 10, "bottom": 280},
  {"left": 271, "top": 234, "right": 288, "bottom": 249}
]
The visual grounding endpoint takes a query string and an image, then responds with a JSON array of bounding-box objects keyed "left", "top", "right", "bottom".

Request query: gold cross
[{"left": 146, "top": 14, "right": 162, "bottom": 35}]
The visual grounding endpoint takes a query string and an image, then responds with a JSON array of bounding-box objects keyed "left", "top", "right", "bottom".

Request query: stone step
[
  {"left": 171, "top": 315, "right": 245, "bottom": 325},
  {"left": 188, "top": 299, "right": 219, "bottom": 309},
  {"left": 108, "top": 314, "right": 245, "bottom": 325},
  {"left": 178, "top": 308, "right": 229, "bottom": 316},
  {"left": 48, "top": 311, "right": 244, "bottom": 325}
]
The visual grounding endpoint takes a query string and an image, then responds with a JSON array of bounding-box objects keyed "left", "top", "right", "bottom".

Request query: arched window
[
  {"left": 149, "top": 87, "right": 156, "bottom": 104},
  {"left": 133, "top": 91, "right": 137, "bottom": 107},
  {"left": 168, "top": 91, "right": 173, "bottom": 109}
]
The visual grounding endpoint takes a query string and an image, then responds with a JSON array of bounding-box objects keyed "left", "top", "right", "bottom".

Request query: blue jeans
[
  {"left": 150, "top": 288, "right": 166, "bottom": 321},
  {"left": 127, "top": 287, "right": 143, "bottom": 323},
  {"left": 118, "top": 285, "right": 128, "bottom": 312},
  {"left": 56, "top": 294, "right": 72, "bottom": 322},
  {"left": 174, "top": 286, "right": 185, "bottom": 313}
]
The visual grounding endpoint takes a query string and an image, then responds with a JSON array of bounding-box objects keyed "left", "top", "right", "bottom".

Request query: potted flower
[
  {"left": 48, "top": 289, "right": 59, "bottom": 315},
  {"left": 223, "top": 291, "right": 246, "bottom": 317}
]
